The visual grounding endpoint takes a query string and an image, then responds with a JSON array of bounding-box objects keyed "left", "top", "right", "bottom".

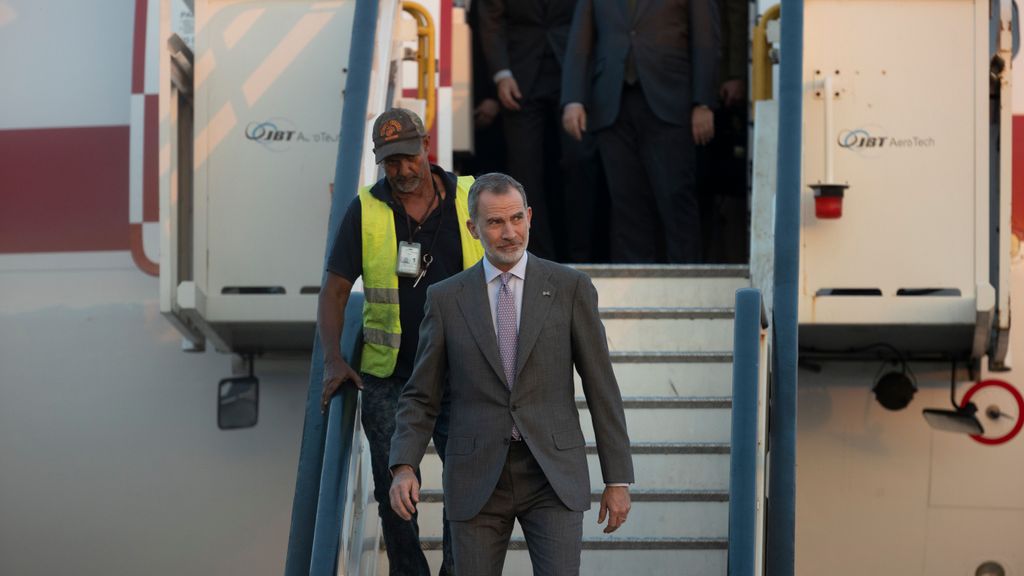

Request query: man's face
[
  {"left": 382, "top": 138, "right": 430, "bottom": 194},
  {"left": 467, "top": 187, "right": 531, "bottom": 270}
]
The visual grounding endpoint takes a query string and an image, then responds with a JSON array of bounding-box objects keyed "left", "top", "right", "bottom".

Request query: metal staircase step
[
  {"left": 575, "top": 264, "right": 749, "bottom": 278},
  {"left": 413, "top": 549, "right": 727, "bottom": 576},
  {"left": 603, "top": 315, "right": 734, "bottom": 351},
  {"left": 575, "top": 265, "right": 749, "bottom": 309},
  {"left": 575, "top": 361, "right": 733, "bottom": 397},
  {"left": 600, "top": 307, "right": 735, "bottom": 319},
  {"left": 418, "top": 451, "right": 730, "bottom": 491},
  {"left": 425, "top": 441, "right": 729, "bottom": 456},
  {"left": 416, "top": 536, "right": 728, "bottom": 550},
  {"left": 610, "top": 351, "right": 733, "bottom": 363},
  {"left": 579, "top": 396, "right": 732, "bottom": 409},
  {"left": 418, "top": 488, "right": 728, "bottom": 503}
]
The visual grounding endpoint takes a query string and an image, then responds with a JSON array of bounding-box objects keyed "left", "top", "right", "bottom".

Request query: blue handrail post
[
  {"left": 284, "top": 0, "right": 380, "bottom": 574},
  {"left": 728, "top": 289, "right": 766, "bottom": 575},
  {"left": 767, "top": 0, "right": 803, "bottom": 574}
]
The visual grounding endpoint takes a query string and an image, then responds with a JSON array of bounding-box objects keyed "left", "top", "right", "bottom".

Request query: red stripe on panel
[
  {"left": 1013, "top": 116, "right": 1024, "bottom": 239},
  {"left": 440, "top": 0, "right": 452, "bottom": 87},
  {"left": 143, "top": 94, "right": 159, "bottom": 221},
  {"left": 129, "top": 223, "right": 159, "bottom": 276},
  {"left": 132, "top": 0, "right": 148, "bottom": 94},
  {"left": 0, "top": 127, "right": 130, "bottom": 254}
]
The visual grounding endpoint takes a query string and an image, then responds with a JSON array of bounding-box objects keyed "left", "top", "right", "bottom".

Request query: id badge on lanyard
[{"left": 396, "top": 241, "right": 422, "bottom": 277}]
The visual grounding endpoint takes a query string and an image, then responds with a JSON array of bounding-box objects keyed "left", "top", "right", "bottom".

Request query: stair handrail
[
  {"left": 728, "top": 289, "right": 770, "bottom": 576},
  {"left": 285, "top": 0, "right": 384, "bottom": 573}
]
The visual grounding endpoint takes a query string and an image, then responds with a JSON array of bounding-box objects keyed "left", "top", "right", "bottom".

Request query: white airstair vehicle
[{"left": 155, "top": 0, "right": 1020, "bottom": 574}]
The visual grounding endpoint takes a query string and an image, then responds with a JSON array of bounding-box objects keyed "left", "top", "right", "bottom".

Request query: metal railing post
[
  {"left": 729, "top": 289, "right": 768, "bottom": 575},
  {"left": 767, "top": 0, "right": 803, "bottom": 573}
]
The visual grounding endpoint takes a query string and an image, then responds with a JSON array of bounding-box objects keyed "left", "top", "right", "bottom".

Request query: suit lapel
[
  {"left": 515, "top": 255, "right": 556, "bottom": 379},
  {"left": 456, "top": 262, "right": 509, "bottom": 387}
]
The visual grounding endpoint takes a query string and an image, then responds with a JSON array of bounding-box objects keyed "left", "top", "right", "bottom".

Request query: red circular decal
[{"left": 960, "top": 379, "right": 1024, "bottom": 445}]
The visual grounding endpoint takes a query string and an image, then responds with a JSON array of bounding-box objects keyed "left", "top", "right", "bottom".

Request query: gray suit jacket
[
  {"left": 561, "top": 0, "right": 720, "bottom": 131},
  {"left": 390, "top": 255, "right": 634, "bottom": 522}
]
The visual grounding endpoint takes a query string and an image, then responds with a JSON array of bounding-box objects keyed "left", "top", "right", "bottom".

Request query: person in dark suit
[
  {"left": 478, "top": 0, "right": 596, "bottom": 262},
  {"left": 388, "top": 173, "right": 634, "bottom": 575},
  {"left": 561, "top": 0, "right": 720, "bottom": 263}
]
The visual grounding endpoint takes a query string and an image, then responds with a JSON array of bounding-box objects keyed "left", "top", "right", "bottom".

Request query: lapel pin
[{"left": 542, "top": 290, "right": 552, "bottom": 297}]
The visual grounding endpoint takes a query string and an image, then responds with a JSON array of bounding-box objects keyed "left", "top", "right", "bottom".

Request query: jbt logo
[
  {"left": 838, "top": 129, "right": 887, "bottom": 149},
  {"left": 246, "top": 121, "right": 295, "bottom": 142}
]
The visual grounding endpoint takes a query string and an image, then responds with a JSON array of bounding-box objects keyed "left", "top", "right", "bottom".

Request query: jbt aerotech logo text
[
  {"left": 244, "top": 118, "right": 339, "bottom": 152},
  {"left": 837, "top": 128, "right": 936, "bottom": 152}
]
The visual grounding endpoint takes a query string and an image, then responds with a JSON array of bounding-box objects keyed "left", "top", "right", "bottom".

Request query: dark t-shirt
[{"left": 326, "top": 165, "right": 465, "bottom": 379}]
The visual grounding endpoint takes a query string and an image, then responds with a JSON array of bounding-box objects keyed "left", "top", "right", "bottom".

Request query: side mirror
[
  {"left": 218, "top": 375, "right": 259, "bottom": 430},
  {"left": 922, "top": 403, "right": 984, "bottom": 436}
]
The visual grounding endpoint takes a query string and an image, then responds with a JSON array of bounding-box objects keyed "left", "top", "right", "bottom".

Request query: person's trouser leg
[
  {"left": 633, "top": 90, "right": 701, "bottom": 263},
  {"left": 511, "top": 442, "right": 584, "bottom": 576},
  {"left": 503, "top": 94, "right": 557, "bottom": 260},
  {"left": 361, "top": 374, "right": 431, "bottom": 576},
  {"left": 449, "top": 447, "right": 517, "bottom": 575},
  {"left": 563, "top": 125, "right": 609, "bottom": 263},
  {"left": 596, "top": 86, "right": 661, "bottom": 263}
]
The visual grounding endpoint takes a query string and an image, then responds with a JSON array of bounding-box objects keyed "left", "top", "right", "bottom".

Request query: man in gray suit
[
  {"left": 389, "top": 173, "right": 634, "bottom": 574},
  {"left": 561, "top": 0, "right": 719, "bottom": 263}
]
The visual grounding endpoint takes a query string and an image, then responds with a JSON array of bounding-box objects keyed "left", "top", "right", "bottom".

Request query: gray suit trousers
[{"left": 450, "top": 442, "right": 584, "bottom": 576}]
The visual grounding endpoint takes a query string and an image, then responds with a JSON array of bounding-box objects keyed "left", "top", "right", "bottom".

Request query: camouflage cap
[{"left": 371, "top": 108, "right": 427, "bottom": 163}]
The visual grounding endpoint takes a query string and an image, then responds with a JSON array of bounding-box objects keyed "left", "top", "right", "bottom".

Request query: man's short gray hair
[{"left": 467, "top": 172, "right": 529, "bottom": 221}]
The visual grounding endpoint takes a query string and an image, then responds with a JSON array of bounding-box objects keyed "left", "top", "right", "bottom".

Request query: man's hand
[
  {"left": 597, "top": 485, "right": 631, "bottom": 534},
  {"left": 719, "top": 79, "right": 746, "bottom": 108},
  {"left": 562, "top": 104, "right": 587, "bottom": 141},
  {"left": 389, "top": 465, "right": 420, "bottom": 521},
  {"left": 320, "top": 357, "right": 363, "bottom": 413},
  {"left": 474, "top": 98, "right": 501, "bottom": 128},
  {"left": 692, "top": 105, "right": 714, "bottom": 146},
  {"left": 497, "top": 77, "right": 522, "bottom": 111}
]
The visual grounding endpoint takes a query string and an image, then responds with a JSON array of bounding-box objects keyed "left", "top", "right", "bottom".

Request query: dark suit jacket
[
  {"left": 477, "top": 0, "right": 579, "bottom": 97},
  {"left": 390, "top": 255, "right": 634, "bottom": 521},
  {"left": 561, "top": 0, "right": 720, "bottom": 131}
]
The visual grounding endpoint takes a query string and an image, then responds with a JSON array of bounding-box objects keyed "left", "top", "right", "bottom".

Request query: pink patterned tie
[{"left": 497, "top": 272, "right": 521, "bottom": 440}]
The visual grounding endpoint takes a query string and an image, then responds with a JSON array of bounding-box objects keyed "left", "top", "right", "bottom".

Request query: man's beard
[{"left": 390, "top": 174, "right": 421, "bottom": 193}]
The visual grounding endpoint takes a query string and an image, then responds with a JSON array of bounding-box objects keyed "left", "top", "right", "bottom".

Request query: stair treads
[
  {"left": 415, "top": 536, "right": 729, "bottom": 551},
  {"left": 610, "top": 351, "right": 733, "bottom": 363},
  {"left": 600, "top": 307, "right": 735, "bottom": 320},
  {"left": 573, "top": 264, "right": 749, "bottom": 278},
  {"left": 425, "top": 442, "right": 729, "bottom": 455},
  {"left": 577, "top": 396, "right": 732, "bottom": 409},
  {"left": 417, "top": 489, "right": 728, "bottom": 503}
]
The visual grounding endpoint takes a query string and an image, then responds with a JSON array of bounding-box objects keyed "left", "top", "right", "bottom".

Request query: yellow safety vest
[{"left": 359, "top": 175, "right": 483, "bottom": 377}]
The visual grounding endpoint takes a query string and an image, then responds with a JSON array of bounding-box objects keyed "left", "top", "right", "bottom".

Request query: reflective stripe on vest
[{"left": 359, "top": 175, "right": 484, "bottom": 377}]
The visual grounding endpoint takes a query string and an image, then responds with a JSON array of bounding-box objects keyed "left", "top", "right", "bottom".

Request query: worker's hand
[
  {"left": 598, "top": 485, "right": 631, "bottom": 534},
  {"left": 320, "top": 357, "right": 363, "bottom": 413},
  {"left": 562, "top": 104, "right": 587, "bottom": 141},
  {"left": 474, "top": 98, "right": 501, "bottom": 128},
  {"left": 497, "top": 77, "right": 522, "bottom": 111},
  {"left": 692, "top": 105, "right": 714, "bottom": 146},
  {"left": 719, "top": 79, "right": 746, "bottom": 108},
  {"left": 389, "top": 465, "right": 420, "bottom": 521}
]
